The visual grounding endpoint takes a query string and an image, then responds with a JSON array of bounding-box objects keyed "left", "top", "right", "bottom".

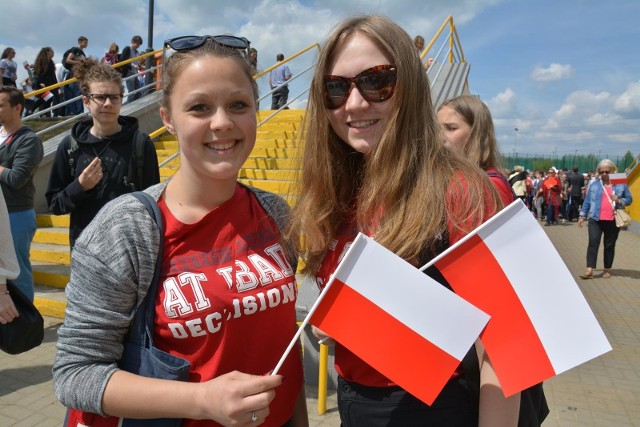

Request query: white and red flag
[
  {"left": 303, "top": 233, "right": 489, "bottom": 405},
  {"left": 428, "top": 199, "right": 611, "bottom": 396},
  {"left": 40, "top": 90, "right": 54, "bottom": 102},
  {"left": 608, "top": 173, "right": 627, "bottom": 185}
]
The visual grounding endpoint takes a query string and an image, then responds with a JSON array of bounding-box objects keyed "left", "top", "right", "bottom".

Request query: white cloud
[
  {"left": 486, "top": 87, "right": 517, "bottom": 117},
  {"left": 530, "top": 63, "right": 574, "bottom": 82},
  {"left": 613, "top": 80, "right": 640, "bottom": 117},
  {"left": 546, "top": 90, "right": 611, "bottom": 129}
]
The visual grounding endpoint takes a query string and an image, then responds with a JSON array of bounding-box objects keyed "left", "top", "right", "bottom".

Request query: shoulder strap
[
  {"left": 242, "top": 184, "right": 298, "bottom": 272},
  {"left": 128, "top": 192, "right": 163, "bottom": 346},
  {"left": 125, "top": 131, "right": 147, "bottom": 191}
]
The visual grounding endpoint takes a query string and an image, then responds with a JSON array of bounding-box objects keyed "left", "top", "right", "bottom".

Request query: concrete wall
[{"left": 33, "top": 92, "right": 164, "bottom": 213}]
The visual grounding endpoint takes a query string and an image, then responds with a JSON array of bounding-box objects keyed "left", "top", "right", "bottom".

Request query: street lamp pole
[
  {"left": 514, "top": 127, "right": 519, "bottom": 164},
  {"left": 145, "top": 0, "right": 155, "bottom": 90}
]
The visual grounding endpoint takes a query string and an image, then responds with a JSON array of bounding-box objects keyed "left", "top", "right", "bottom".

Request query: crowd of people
[
  {"left": 0, "top": 14, "right": 635, "bottom": 427},
  {"left": 6, "top": 34, "right": 151, "bottom": 119}
]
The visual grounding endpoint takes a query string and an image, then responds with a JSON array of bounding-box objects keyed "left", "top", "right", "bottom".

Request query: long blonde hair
[
  {"left": 288, "top": 15, "right": 501, "bottom": 273},
  {"left": 438, "top": 95, "right": 503, "bottom": 172}
]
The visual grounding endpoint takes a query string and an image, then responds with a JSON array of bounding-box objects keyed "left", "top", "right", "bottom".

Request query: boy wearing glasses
[{"left": 46, "top": 58, "right": 159, "bottom": 249}]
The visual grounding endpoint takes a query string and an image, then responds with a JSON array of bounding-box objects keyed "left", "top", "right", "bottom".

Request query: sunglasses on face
[
  {"left": 164, "top": 35, "right": 250, "bottom": 54},
  {"left": 599, "top": 170, "right": 610, "bottom": 174},
  {"left": 323, "top": 64, "right": 397, "bottom": 110}
]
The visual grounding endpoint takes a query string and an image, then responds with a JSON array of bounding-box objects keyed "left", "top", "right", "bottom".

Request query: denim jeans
[
  {"left": 9, "top": 209, "right": 37, "bottom": 301},
  {"left": 64, "top": 81, "right": 84, "bottom": 115},
  {"left": 125, "top": 74, "right": 142, "bottom": 104}
]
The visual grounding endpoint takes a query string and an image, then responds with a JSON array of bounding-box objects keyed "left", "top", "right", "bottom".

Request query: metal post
[
  {"left": 145, "top": 0, "right": 155, "bottom": 92},
  {"left": 317, "top": 344, "right": 328, "bottom": 415}
]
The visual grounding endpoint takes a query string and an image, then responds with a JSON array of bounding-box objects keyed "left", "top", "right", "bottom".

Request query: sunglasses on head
[
  {"left": 323, "top": 64, "right": 397, "bottom": 110},
  {"left": 164, "top": 35, "right": 251, "bottom": 55}
]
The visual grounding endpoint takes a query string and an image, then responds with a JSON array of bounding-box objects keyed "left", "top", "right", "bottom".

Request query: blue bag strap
[{"left": 129, "top": 192, "right": 163, "bottom": 348}]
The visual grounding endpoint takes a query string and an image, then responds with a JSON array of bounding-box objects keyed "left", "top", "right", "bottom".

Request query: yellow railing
[
  {"left": 254, "top": 43, "right": 321, "bottom": 79},
  {"left": 420, "top": 15, "right": 466, "bottom": 66},
  {"left": 24, "top": 49, "right": 162, "bottom": 100}
]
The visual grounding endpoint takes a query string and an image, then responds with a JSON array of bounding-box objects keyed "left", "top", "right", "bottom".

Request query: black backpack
[
  {"left": 65, "top": 131, "right": 147, "bottom": 191},
  {"left": 61, "top": 48, "right": 74, "bottom": 70}
]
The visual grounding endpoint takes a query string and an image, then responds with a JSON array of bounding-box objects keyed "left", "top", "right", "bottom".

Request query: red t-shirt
[{"left": 154, "top": 184, "right": 303, "bottom": 426}]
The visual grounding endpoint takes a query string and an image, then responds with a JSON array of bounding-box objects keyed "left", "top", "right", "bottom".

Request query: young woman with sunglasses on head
[
  {"left": 288, "top": 15, "right": 517, "bottom": 426},
  {"left": 578, "top": 159, "right": 632, "bottom": 279},
  {"left": 53, "top": 37, "right": 307, "bottom": 426},
  {"left": 45, "top": 57, "right": 160, "bottom": 250}
]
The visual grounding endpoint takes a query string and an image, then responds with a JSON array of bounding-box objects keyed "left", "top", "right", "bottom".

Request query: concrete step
[
  {"left": 34, "top": 227, "right": 70, "bottom": 246},
  {"left": 31, "top": 242, "right": 71, "bottom": 266},
  {"left": 258, "top": 122, "right": 299, "bottom": 132},
  {"left": 33, "top": 260, "right": 69, "bottom": 289},
  {"left": 34, "top": 283, "right": 67, "bottom": 318},
  {"left": 238, "top": 179, "right": 295, "bottom": 195},
  {"left": 239, "top": 168, "right": 298, "bottom": 180},
  {"left": 243, "top": 158, "right": 299, "bottom": 169},
  {"left": 37, "top": 214, "right": 70, "bottom": 228},
  {"left": 256, "top": 130, "right": 299, "bottom": 140}
]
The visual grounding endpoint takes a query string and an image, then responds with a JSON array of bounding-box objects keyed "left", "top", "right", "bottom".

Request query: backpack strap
[
  {"left": 125, "top": 131, "right": 147, "bottom": 191},
  {"left": 242, "top": 183, "right": 298, "bottom": 273},
  {"left": 127, "top": 192, "right": 164, "bottom": 347}
]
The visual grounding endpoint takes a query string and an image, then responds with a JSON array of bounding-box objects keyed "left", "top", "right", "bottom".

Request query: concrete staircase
[{"left": 33, "top": 109, "right": 305, "bottom": 318}]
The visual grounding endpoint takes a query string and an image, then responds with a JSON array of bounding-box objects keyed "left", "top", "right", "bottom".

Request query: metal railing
[
  {"left": 23, "top": 49, "right": 162, "bottom": 130},
  {"left": 419, "top": 15, "right": 466, "bottom": 82}
]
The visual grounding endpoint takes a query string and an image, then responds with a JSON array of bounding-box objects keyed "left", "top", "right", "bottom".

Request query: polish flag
[
  {"left": 609, "top": 173, "right": 627, "bottom": 185},
  {"left": 429, "top": 199, "right": 611, "bottom": 396},
  {"left": 40, "top": 91, "right": 54, "bottom": 102},
  {"left": 308, "top": 233, "right": 490, "bottom": 405}
]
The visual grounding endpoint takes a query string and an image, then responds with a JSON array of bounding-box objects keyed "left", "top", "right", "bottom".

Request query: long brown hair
[
  {"left": 438, "top": 95, "right": 503, "bottom": 172},
  {"left": 34, "top": 47, "right": 53, "bottom": 79},
  {"left": 288, "top": 15, "right": 501, "bottom": 274}
]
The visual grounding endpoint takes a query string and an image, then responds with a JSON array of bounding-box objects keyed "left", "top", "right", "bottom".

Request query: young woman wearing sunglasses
[
  {"left": 288, "top": 15, "right": 517, "bottom": 426},
  {"left": 54, "top": 36, "right": 307, "bottom": 427}
]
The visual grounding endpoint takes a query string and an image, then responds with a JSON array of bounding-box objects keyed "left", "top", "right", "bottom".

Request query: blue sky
[{"left": 2, "top": 0, "right": 638, "bottom": 158}]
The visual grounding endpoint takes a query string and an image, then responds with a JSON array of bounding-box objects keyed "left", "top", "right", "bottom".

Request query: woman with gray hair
[{"left": 578, "top": 159, "right": 632, "bottom": 279}]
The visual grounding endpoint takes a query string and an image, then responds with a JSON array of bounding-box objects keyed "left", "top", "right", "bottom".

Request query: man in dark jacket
[
  {"left": 119, "top": 35, "right": 143, "bottom": 104},
  {"left": 0, "top": 86, "right": 44, "bottom": 301},
  {"left": 566, "top": 165, "right": 585, "bottom": 221}
]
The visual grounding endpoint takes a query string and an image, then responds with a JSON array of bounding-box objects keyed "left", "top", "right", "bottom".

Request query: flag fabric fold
[
  {"left": 432, "top": 199, "right": 611, "bottom": 396},
  {"left": 309, "top": 233, "right": 490, "bottom": 405},
  {"left": 609, "top": 173, "right": 627, "bottom": 185}
]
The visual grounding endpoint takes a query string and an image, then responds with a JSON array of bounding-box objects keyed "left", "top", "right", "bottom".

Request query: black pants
[
  {"left": 567, "top": 196, "right": 582, "bottom": 220},
  {"left": 271, "top": 85, "right": 289, "bottom": 110},
  {"left": 2, "top": 77, "right": 16, "bottom": 87},
  {"left": 586, "top": 218, "right": 620, "bottom": 269},
  {"left": 337, "top": 375, "right": 476, "bottom": 427}
]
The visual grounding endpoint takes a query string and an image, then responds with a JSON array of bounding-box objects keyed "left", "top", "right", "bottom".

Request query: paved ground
[{"left": 1, "top": 220, "right": 638, "bottom": 426}]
